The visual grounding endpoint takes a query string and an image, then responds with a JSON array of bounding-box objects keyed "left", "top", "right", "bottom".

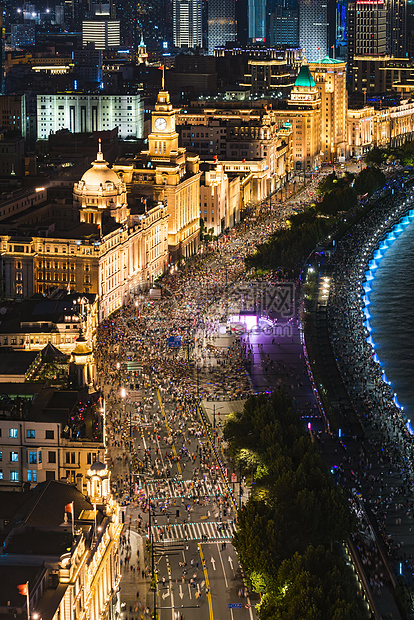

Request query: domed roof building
[{"left": 73, "top": 140, "right": 129, "bottom": 226}]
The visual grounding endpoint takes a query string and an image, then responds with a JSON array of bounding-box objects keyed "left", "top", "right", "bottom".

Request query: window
[
  {"left": 0, "top": 469, "right": 2, "bottom": 479},
  {"left": 29, "top": 451, "right": 37, "bottom": 464},
  {"left": 11, "top": 451, "right": 18, "bottom": 462},
  {"left": 48, "top": 451, "right": 56, "bottom": 463},
  {"left": 0, "top": 451, "right": 2, "bottom": 461},
  {"left": 27, "top": 470, "right": 37, "bottom": 482},
  {"left": 27, "top": 429, "right": 35, "bottom": 438},
  {"left": 38, "top": 451, "right": 42, "bottom": 464},
  {"left": 45, "top": 430, "right": 54, "bottom": 439},
  {"left": 9, "top": 428, "right": 17, "bottom": 438},
  {"left": 10, "top": 470, "right": 19, "bottom": 482},
  {"left": 87, "top": 452, "right": 97, "bottom": 465},
  {"left": 66, "top": 451, "right": 76, "bottom": 464}
]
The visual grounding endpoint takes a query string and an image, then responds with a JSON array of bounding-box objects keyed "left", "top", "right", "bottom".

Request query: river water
[{"left": 369, "top": 219, "right": 414, "bottom": 419}]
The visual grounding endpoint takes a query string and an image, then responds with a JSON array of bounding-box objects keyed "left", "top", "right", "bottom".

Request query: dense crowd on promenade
[{"left": 327, "top": 175, "right": 414, "bottom": 584}]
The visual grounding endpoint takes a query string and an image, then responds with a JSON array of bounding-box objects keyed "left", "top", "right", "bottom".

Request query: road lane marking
[
  {"left": 157, "top": 388, "right": 182, "bottom": 475},
  {"left": 216, "top": 542, "right": 228, "bottom": 588},
  {"left": 198, "top": 543, "right": 214, "bottom": 620}
]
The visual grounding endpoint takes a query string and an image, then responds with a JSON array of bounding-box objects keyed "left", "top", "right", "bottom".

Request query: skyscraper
[
  {"left": 248, "top": 0, "right": 266, "bottom": 41},
  {"left": 82, "top": 19, "right": 121, "bottom": 49},
  {"left": 299, "top": 0, "right": 328, "bottom": 61},
  {"left": 388, "top": 0, "right": 407, "bottom": 57},
  {"left": 207, "top": 0, "right": 237, "bottom": 54},
  {"left": 173, "top": 0, "right": 202, "bottom": 48},
  {"left": 268, "top": 4, "right": 299, "bottom": 46},
  {"left": 347, "top": 0, "right": 387, "bottom": 82}
]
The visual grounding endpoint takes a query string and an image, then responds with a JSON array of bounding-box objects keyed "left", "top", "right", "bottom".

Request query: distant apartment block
[
  {"left": 36, "top": 93, "right": 144, "bottom": 140},
  {"left": 82, "top": 19, "right": 120, "bottom": 49}
]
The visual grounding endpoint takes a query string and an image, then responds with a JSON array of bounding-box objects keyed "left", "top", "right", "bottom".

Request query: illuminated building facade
[
  {"left": 274, "top": 64, "right": 321, "bottom": 170},
  {"left": 347, "top": 0, "right": 387, "bottom": 83},
  {"left": 0, "top": 144, "right": 169, "bottom": 319},
  {"left": 248, "top": 0, "right": 266, "bottom": 42},
  {"left": 298, "top": 0, "right": 328, "bottom": 61},
  {"left": 177, "top": 103, "right": 293, "bottom": 202},
  {"left": 346, "top": 99, "right": 414, "bottom": 157},
  {"left": 82, "top": 19, "right": 121, "bottom": 49},
  {"left": 173, "top": 0, "right": 202, "bottom": 48},
  {"left": 207, "top": 0, "right": 237, "bottom": 54},
  {"left": 1, "top": 476, "right": 122, "bottom": 620},
  {"left": 308, "top": 57, "right": 347, "bottom": 162},
  {"left": 113, "top": 88, "right": 201, "bottom": 262},
  {"left": 351, "top": 55, "right": 414, "bottom": 94},
  {"left": 0, "top": 386, "right": 105, "bottom": 489},
  {"left": 36, "top": 94, "right": 144, "bottom": 140},
  {"left": 200, "top": 163, "right": 240, "bottom": 235}
]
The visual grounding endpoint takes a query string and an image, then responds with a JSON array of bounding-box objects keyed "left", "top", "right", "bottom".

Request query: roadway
[{"left": 122, "top": 384, "right": 257, "bottom": 620}]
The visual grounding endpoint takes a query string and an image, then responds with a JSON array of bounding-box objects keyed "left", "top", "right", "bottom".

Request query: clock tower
[{"left": 149, "top": 89, "right": 179, "bottom": 158}]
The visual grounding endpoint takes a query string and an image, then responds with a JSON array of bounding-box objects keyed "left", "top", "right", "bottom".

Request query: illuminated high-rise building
[
  {"left": 388, "top": 0, "right": 407, "bottom": 57},
  {"left": 299, "top": 0, "right": 328, "bottom": 60},
  {"left": 248, "top": 0, "right": 266, "bottom": 41},
  {"left": 308, "top": 56, "right": 347, "bottom": 162},
  {"left": 82, "top": 19, "right": 121, "bottom": 49},
  {"left": 173, "top": 0, "right": 202, "bottom": 48},
  {"left": 347, "top": 0, "right": 387, "bottom": 82},
  {"left": 136, "top": 0, "right": 172, "bottom": 50},
  {"left": 268, "top": 4, "right": 299, "bottom": 46},
  {"left": 207, "top": 0, "right": 236, "bottom": 54}
]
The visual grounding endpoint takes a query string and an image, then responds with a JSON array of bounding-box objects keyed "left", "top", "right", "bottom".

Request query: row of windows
[
  {"left": 0, "top": 470, "right": 37, "bottom": 482},
  {"left": 38, "top": 273, "right": 80, "bottom": 283},
  {"left": 39, "top": 261, "right": 83, "bottom": 270},
  {"left": 6, "top": 428, "right": 54, "bottom": 439},
  {"left": 0, "top": 449, "right": 97, "bottom": 464},
  {"left": 0, "top": 469, "right": 19, "bottom": 481}
]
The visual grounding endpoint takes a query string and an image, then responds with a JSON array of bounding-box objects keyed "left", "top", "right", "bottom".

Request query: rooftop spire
[{"left": 97, "top": 138, "right": 104, "bottom": 162}]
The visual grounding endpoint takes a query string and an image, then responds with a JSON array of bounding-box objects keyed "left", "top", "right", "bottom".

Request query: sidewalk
[{"left": 119, "top": 528, "right": 151, "bottom": 618}]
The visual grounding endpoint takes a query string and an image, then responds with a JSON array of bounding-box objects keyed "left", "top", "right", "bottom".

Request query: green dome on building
[
  {"left": 318, "top": 55, "right": 343, "bottom": 64},
  {"left": 294, "top": 65, "right": 316, "bottom": 89}
]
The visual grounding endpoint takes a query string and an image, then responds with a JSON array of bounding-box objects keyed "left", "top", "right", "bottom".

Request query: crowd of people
[
  {"left": 91, "top": 176, "right": 328, "bottom": 619},
  {"left": 328, "top": 174, "right": 414, "bottom": 588}
]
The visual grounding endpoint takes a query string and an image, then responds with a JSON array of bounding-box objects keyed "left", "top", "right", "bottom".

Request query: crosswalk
[
  {"left": 151, "top": 520, "right": 236, "bottom": 542},
  {"left": 143, "top": 479, "right": 229, "bottom": 500}
]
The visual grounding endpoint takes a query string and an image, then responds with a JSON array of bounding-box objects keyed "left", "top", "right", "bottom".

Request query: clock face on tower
[{"left": 154, "top": 117, "right": 167, "bottom": 131}]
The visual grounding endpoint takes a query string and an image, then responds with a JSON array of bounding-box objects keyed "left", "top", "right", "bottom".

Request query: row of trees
[
  {"left": 224, "top": 390, "right": 369, "bottom": 619},
  {"left": 365, "top": 142, "right": 414, "bottom": 167},
  {"left": 245, "top": 166, "right": 386, "bottom": 274}
]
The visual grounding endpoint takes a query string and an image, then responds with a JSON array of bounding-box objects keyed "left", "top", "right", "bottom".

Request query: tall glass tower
[
  {"left": 207, "top": 0, "right": 237, "bottom": 53},
  {"left": 248, "top": 0, "right": 266, "bottom": 41},
  {"left": 299, "top": 0, "right": 328, "bottom": 60},
  {"left": 173, "top": 0, "right": 203, "bottom": 47}
]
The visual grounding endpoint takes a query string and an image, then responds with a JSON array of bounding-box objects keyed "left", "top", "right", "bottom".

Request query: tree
[
  {"left": 353, "top": 166, "right": 386, "bottom": 197},
  {"left": 365, "top": 146, "right": 386, "bottom": 166},
  {"left": 317, "top": 186, "right": 357, "bottom": 215},
  {"left": 271, "top": 545, "right": 370, "bottom": 620}
]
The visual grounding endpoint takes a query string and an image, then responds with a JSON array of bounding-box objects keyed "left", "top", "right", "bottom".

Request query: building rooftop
[
  {"left": 294, "top": 65, "right": 316, "bottom": 88},
  {"left": 0, "top": 350, "right": 38, "bottom": 378},
  {"left": 5, "top": 527, "right": 74, "bottom": 556},
  {"left": 3, "top": 480, "right": 94, "bottom": 532},
  {"left": 0, "top": 564, "right": 44, "bottom": 608},
  {"left": 318, "top": 55, "right": 344, "bottom": 65},
  {"left": 0, "top": 295, "right": 95, "bottom": 335}
]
